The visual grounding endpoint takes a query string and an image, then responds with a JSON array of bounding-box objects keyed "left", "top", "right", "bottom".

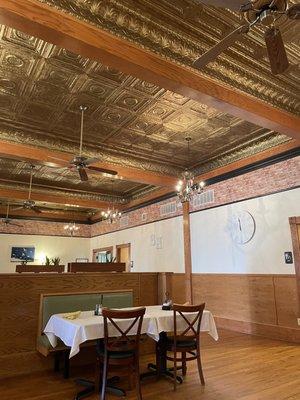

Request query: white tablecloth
[{"left": 44, "top": 305, "right": 218, "bottom": 358}]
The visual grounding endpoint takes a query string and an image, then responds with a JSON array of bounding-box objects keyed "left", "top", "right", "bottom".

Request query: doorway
[
  {"left": 116, "top": 243, "right": 131, "bottom": 271},
  {"left": 289, "top": 217, "right": 300, "bottom": 314},
  {"left": 92, "top": 246, "right": 114, "bottom": 263}
]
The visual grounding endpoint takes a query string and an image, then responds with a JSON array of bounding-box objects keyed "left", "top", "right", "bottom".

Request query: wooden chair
[
  {"left": 97, "top": 307, "right": 146, "bottom": 400},
  {"left": 166, "top": 303, "right": 206, "bottom": 390}
]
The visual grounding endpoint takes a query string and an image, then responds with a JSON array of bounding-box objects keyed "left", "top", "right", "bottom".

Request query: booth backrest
[{"left": 40, "top": 290, "right": 134, "bottom": 332}]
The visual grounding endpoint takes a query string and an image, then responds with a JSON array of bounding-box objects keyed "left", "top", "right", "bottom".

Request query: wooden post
[
  {"left": 183, "top": 202, "right": 193, "bottom": 304},
  {"left": 157, "top": 272, "right": 174, "bottom": 304},
  {"left": 289, "top": 217, "right": 300, "bottom": 315}
]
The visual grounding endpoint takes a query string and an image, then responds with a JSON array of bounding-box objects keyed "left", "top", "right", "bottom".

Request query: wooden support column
[
  {"left": 183, "top": 202, "right": 193, "bottom": 304},
  {"left": 289, "top": 217, "right": 300, "bottom": 315}
]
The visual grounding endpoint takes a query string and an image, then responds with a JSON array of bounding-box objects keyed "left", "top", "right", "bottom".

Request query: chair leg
[
  {"left": 101, "top": 354, "right": 108, "bottom": 400},
  {"left": 173, "top": 350, "right": 177, "bottom": 391},
  {"left": 182, "top": 352, "right": 187, "bottom": 377},
  {"left": 134, "top": 355, "right": 143, "bottom": 400},
  {"left": 196, "top": 349, "right": 205, "bottom": 386},
  {"left": 95, "top": 358, "right": 101, "bottom": 393},
  {"left": 63, "top": 350, "right": 70, "bottom": 379}
]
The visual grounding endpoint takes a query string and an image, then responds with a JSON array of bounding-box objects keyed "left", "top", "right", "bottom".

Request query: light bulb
[{"left": 199, "top": 181, "right": 205, "bottom": 188}]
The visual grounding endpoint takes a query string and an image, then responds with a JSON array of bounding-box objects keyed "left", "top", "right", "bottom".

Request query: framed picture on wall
[
  {"left": 10, "top": 246, "right": 35, "bottom": 262},
  {"left": 75, "top": 258, "right": 89, "bottom": 263}
]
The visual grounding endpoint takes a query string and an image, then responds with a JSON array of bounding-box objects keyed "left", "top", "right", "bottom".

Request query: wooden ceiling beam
[
  {"left": 0, "top": 0, "right": 299, "bottom": 139},
  {"left": 0, "top": 187, "right": 112, "bottom": 209},
  {"left": 0, "top": 141, "right": 177, "bottom": 187},
  {"left": 0, "top": 206, "right": 89, "bottom": 222}
]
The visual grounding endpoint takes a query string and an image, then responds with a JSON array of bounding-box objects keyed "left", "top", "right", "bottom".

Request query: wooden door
[
  {"left": 116, "top": 243, "right": 131, "bottom": 271},
  {"left": 289, "top": 217, "right": 300, "bottom": 316}
]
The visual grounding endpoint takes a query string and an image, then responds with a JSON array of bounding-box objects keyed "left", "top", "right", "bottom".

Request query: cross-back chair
[
  {"left": 97, "top": 307, "right": 146, "bottom": 400},
  {"left": 166, "top": 303, "right": 206, "bottom": 390}
]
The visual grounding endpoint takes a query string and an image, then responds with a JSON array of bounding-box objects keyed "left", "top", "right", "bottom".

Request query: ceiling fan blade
[
  {"left": 32, "top": 206, "right": 42, "bottom": 214},
  {"left": 286, "top": 4, "right": 300, "bottom": 20},
  {"left": 84, "top": 157, "right": 100, "bottom": 166},
  {"left": 78, "top": 167, "right": 89, "bottom": 181},
  {"left": 195, "top": 0, "right": 245, "bottom": 11},
  {"left": 194, "top": 24, "right": 249, "bottom": 69},
  {"left": 265, "top": 26, "right": 289, "bottom": 75},
  {"left": 87, "top": 166, "right": 118, "bottom": 176}
]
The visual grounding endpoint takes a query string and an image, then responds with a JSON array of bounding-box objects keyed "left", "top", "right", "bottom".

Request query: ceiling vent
[
  {"left": 119, "top": 215, "right": 129, "bottom": 227},
  {"left": 141, "top": 212, "right": 147, "bottom": 222},
  {"left": 160, "top": 201, "right": 177, "bottom": 216},
  {"left": 193, "top": 189, "right": 215, "bottom": 208}
]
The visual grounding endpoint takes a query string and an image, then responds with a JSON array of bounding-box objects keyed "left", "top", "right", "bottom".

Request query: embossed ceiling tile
[
  {"left": 89, "top": 62, "right": 130, "bottom": 84},
  {"left": 141, "top": 101, "right": 179, "bottom": 123},
  {"left": 0, "top": 73, "right": 26, "bottom": 97},
  {"left": 0, "top": 27, "right": 42, "bottom": 52},
  {"left": 97, "top": 105, "right": 135, "bottom": 126},
  {"left": 106, "top": 89, "right": 151, "bottom": 112},
  {"left": 0, "top": 46, "right": 37, "bottom": 77},
  {"left": 78, "top": 76, "right": 119, "bottom": 101},
  {"left": 19, "top": 102, "right": 57, "bottom": 125},
  {"left": 67, "top": 95, "right": 102, "bottom": 115},
  {"left": 0, "top": 93, "right": 19, "bottom": 114},
  {"left": 160, "top": 90, "right": 190, "bottom": 105},
  {"left": 163, "top": 108, "right": 207, "bottom": 132},
  {"left": 126, "top": 117, "right": 159, "bottom": 135},
  {"left": 55, "top": 111, "right": 81, "bottom": 133},
  {"left": 83, "top": 122, "right": 118, "bottom": 142},
  {"left": 129, "top": 78, "right": 164, "bottom": 96},
  {"left": 38, "top": 62, "right": 80, "bottom": 89},
  {"left": 47, "top": 46, "right": 90, "bottom": 70},
  {"left": 29, "top": 80, "right": 66, "bottom": 107}
]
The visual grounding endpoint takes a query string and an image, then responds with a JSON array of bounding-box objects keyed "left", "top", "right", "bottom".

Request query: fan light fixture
[
  {"left": 176, "top": 137, "right": 205, "bottom": 203},
  {"left": 101, "top": 180, "right": 122, "bottom": 223},
  {"left": 64, "top": 221, "right": 79, "bottom": 236}
]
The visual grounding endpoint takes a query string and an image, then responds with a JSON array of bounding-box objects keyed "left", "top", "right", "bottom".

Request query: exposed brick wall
[
  {"left": 0, "top": 219, "right": 91, "bottom": 237},
  {"left": 91, "top": 156, "right": 300, "bottom": 237},
  {"left": 1, "top": 157, "right": 299, "bottom": 238}
]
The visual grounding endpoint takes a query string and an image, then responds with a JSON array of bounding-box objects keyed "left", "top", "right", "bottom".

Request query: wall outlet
[{"left": 297, "top": 318, "right": 300, "bottom": 326}]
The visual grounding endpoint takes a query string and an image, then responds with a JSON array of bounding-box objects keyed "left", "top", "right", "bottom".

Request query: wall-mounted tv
[{"left": 11, "top": 247, "right": 35, "bottom": 262}]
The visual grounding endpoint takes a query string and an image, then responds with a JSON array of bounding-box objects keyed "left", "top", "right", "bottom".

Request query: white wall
[
  {"left": 0, "top": 234, "right": 90, "bottom": 273},
  {"left": 90, "top": 216, "right": 185, "bottom": 273},
  {"left": 191, "top": 188, "right": 300, "bottom": 274}
]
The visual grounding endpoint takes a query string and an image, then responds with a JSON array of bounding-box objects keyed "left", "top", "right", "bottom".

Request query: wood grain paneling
[
  {"left": 273, "top": 276, "right": 299, "bottom": 328},
  {"left": 0, "top": 272, "right": 159, "bottom": 378},
  {"left": 192, "top": 273, "right": 299, "bottom": 343},
  {"left": 172, "top": 273, "right": 186, "bottom": 304}
]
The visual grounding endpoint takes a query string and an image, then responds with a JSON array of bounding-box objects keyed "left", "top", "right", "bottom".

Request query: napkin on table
[{"left": 62, "top": 311, "right": 81, "bottom": 320}]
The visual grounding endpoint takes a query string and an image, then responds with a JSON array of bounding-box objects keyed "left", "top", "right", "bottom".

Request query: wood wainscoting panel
[
  {"left": 139, "top": 273, "right": 159, "bottom": 306},
  {"left": 172, "top": 273, "right": 186, "bottom": 304},
  {"left": 192, "top": 274, "right": 277, "bottom": 325},
  {"left": 0, "top": 272, "right": 158, "bottom": 378},
  {"left": 273, "top": 275, "right": 298, "bottom": 328}
]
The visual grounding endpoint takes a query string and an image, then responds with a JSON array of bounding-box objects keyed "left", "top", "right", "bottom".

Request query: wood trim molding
[
  {"left": 0, "top": 140, "right": 177, "bottom": 187},
  {"left": 0, "top": 0, "right": 299, "bottom": 139},
  {"left": 214, "top": 316, "right": 300, "bottom": 343},
  {"left": 183, "top": 202, "right": 193, "bottom": 304},
  {"left": 116, "top": 243, "right": 131, "bottom": 272},
  {"left": 289, "top": 217, "right": 300, "bottom": 314}
]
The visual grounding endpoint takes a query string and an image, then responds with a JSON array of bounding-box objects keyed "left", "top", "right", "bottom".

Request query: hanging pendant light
[
  {"left": 176, "top": 137, "right": 205, "bottom": 203},
  {"left": 101, "top": 180, "right": 122, "bottom": 223}
]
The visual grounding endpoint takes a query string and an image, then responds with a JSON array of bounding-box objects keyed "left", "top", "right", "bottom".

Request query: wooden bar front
[{"left": 67, "top": 262, "right": 126, "bottom": 273}]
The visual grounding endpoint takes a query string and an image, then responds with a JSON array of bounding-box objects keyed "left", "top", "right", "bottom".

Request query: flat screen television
[{"left": 11, "top": 246, "right": 35, "bottom": 262}]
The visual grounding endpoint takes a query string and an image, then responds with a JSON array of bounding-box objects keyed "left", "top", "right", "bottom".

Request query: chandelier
[
  {"left": 101, "top": 180, "right": 122, "bottom": 223},
  {"left": 64, "top": 221, "right": 79, "bottom": 236},
  {"left": 176, "top": 137, "right": 205, "bottom": 203}
]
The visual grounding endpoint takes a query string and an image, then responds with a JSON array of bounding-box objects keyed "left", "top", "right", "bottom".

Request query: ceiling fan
[
  {"left": 193, "top": 1, "right": 300, "bottom": 75},
  {"left": 52, "top": 106, "right": 118, "bottom": 182},
  {"left": 1, "top": 203, "right": 23, "bottom": 227},
  {"left": 13, "top": 165, "right": 42, "bottom": 214}
]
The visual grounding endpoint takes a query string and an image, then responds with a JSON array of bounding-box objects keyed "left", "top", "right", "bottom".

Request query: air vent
[
  {"left": 120, "top": 215, "right": 129, "bottom": 227},
  {"left": 141, "top": 212, "right": 147, "bottom": 222},
  {"left": 193, "top": 189, "right": 214, "bottom": 208},
  {"left": 160, "top": 201, "right": 177, "bottom": 216}
]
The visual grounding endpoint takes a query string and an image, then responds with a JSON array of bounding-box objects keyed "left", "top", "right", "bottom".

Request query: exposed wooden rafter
[{"left": 0, "top": 0, "right": 299, "bottom": 140}]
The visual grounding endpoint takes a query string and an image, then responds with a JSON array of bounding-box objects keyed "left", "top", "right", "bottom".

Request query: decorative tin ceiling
[{"left": 0, "top": 0, "right": 298, "bottom": 221}]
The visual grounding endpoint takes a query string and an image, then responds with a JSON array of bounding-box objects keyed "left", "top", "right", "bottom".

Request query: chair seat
[{"left": 166, "top": 337, "right": 197, "bottom": 350}]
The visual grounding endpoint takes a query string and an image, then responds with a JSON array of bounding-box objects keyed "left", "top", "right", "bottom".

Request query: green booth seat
[{"left": 37, "top": 290, "right": 134, "bottom": 378}]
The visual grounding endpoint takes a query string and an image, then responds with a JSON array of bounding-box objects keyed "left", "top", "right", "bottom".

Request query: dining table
[{"left": 44, "top": 305, "right": 218, "bottom": 399}]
